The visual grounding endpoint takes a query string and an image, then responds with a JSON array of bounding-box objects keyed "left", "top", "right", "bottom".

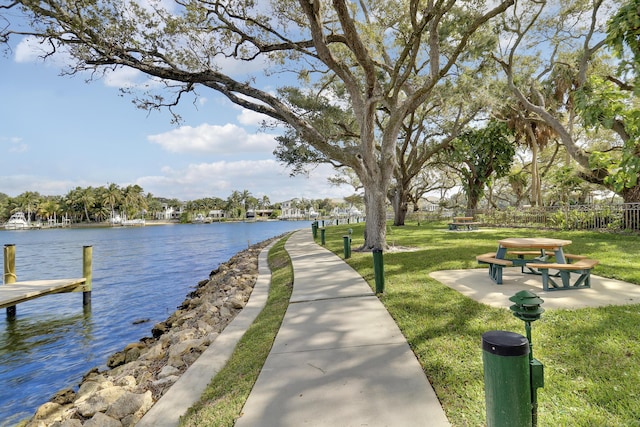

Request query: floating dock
[{"left": 2, "top": 244, "right": 92, "bottom": 318}]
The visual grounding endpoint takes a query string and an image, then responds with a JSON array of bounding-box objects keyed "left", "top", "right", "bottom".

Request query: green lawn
[
  {"left": 325, "top": 222, "right": 640, "bottom": 426},
  {"left": 182, "top": 224, "right": 640, "bottom": 426}
]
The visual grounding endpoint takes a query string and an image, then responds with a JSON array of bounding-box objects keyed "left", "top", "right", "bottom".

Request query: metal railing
[{"left": 409, "top": 203, "right": 640, "bottom": 232}]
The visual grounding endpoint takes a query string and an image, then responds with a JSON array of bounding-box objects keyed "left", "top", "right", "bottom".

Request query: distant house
[
  {"left": 280, "top": 199, "right": 304, "bottom": 219},
  {"left": 208, "top": 209, "right": 226, "bottom": 219},
  {"left": 331, "top": 206, "right": 362, "bottom": 217},
  {"left": 157, "top": 203, "right": 184, "bottom": 220},
  {"left": 419, "top": 197, "right": 445, "bottom": 212}
]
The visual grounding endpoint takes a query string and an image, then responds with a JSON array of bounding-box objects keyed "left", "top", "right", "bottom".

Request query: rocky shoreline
[{"left": 21, "top": 237, "right": 279, "bottom": 427}]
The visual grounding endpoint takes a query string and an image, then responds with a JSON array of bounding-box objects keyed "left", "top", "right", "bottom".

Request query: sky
[{"left": 0, "top": 33, "right": 353, "bottom": 204}]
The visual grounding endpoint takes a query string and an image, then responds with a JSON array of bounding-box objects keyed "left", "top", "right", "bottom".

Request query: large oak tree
[{"left": 1, "top": 0, "right": 514, "bottom": 249}]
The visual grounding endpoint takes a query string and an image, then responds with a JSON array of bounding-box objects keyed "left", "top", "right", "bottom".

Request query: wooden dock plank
[{"left": 0, "top": 278, "right": 87, "bottom": 309}]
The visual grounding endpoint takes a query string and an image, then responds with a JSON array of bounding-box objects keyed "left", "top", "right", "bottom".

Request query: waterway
[{"left": 0, "top": 221, "right": 310, "bottom": 425}]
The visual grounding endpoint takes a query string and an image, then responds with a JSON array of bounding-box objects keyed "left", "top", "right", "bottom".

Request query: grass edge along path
[
  {"left": 179, "top": 234, "right": 294, "bottom": 426},
  {"left": 322, "top": 222, "right": 640, "bottom": 427},
  {"left": 178, "top": 224, "right": 640, "bottom": 426}
]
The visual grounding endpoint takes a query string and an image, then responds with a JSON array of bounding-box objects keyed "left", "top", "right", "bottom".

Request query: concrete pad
[{"left": 430, "top": 267, "right": 640, "bottom": 310}]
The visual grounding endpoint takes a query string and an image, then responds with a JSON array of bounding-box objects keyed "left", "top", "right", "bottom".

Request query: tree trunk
[
  {"left": 530, "top": 137, "right": 542, "bottom": 207},
  {"left": 391, "top": 187, "right": 409, "bottom": 226},
  {"left": 466, "top": 178, "right": 482, "bottom": 212},
  {"left": 362, "top": 186, "right": 388, "bottom": 251}
]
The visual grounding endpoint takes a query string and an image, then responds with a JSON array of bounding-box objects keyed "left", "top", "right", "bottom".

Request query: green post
[
  {"left": 312, "top": 221, "right": 318, "bottom": 239},
  {"left": 509, "top": 291, "right": 545, "bottom": 427},
  {"left": 343, "top": 235, "right": 351, "bottom": 259},
  {"left": 4, "top": 244, "right": 17, "bottom": 318},
  {"left": 83, "top": 246, "right": 93, "bottom": 306},
  {"left": 320, "top": 228, "right": 326, "bottom": 246},
  {"left": 482, "top": 331, "right": 532, "bottom": 427},
  {"left": 373, "top": 249, "right": 384, "bottom": 293}
]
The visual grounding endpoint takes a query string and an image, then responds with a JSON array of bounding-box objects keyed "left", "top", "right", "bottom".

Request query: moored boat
[{"left": 3, "top": 212, "right": 30, "bottom": 230}]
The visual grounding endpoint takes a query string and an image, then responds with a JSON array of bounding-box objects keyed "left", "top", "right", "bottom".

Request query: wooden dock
[
  {"left": 0, "top": 278, "right": 88, "bottom": 310},
  {"left": 2, "top": 244, "right": 92, "bottom": 318}
]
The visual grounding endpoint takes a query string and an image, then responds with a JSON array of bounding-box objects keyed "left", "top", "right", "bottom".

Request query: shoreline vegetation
[{"left": 18, "top": 222, "right": 640, "bottom": 426}]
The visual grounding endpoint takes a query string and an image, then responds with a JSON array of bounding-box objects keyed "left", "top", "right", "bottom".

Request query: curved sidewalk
[{"left": 235, "top": 230, "right": 450, "bottom": 426}]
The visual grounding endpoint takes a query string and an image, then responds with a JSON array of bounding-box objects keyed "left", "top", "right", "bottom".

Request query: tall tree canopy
[
  {"left": 495, "top": 0, "right": 640, "bottom": 206},
  {"left": 443, "top": 120, "right": 515, "bottom": 211},
  {"left": 1, "top": 0, "right": 514, "bottom": 250}
]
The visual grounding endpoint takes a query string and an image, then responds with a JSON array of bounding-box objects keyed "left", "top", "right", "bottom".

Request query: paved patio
[{"left": 430, "top": 267, "right": 640, "bottom": 310}]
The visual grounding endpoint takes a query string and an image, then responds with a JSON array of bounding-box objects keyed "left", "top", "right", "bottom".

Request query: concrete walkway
[
  {"left": 234, "top": 230, "right": 450, "bottom": 426},
  {"left": 139, "top": 229, "right": 450, "bottom": 426}
]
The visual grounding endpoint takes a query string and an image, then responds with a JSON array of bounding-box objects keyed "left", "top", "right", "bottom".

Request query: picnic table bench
[
  {"left": 476, "top": 252, "right": 513, "bottom": 284},
  {"left": 448, "top": 217, "right": 480, "bottom": 231},
  {"left": 526, "top": 259, "right": 600, "bottom": 291},
  {"left": 476, "top": 238, "right": 599, "bottom": 291}
]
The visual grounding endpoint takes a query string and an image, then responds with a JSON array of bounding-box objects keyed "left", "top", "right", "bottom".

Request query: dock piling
[
  {"left": 4, "top": 244, "right": 17, "bottom": 318},
  {"left": 1, "top": 244, "right": 93, "bottom": 317},
  {"left": 83, "top": 246, "right": 93, "bottom": 306}
]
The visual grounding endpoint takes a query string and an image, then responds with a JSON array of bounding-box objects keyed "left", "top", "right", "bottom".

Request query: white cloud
[
  {"left": 237, "top": 109, "right": 272, "bottom": 126},
  {"left": 0, "top": 161, "right": 352, "bottom": 202},
  {"left": 1, "top": 136, "right": 29, "bottom": 153},
  {"left": 0, "top": 174, "right": 89, "bottom": 197},
  {"left": 14, "top": 36, "right": 70, "bottom": 66},
  {"left": 136, "top": 160, "right": 352, "bottom": 202},
  {"left": 147, "top": 123, "right": 278, "bottom": 154},
  {"left": 103, "top": 67, "right": 144, "bottom": 88}
]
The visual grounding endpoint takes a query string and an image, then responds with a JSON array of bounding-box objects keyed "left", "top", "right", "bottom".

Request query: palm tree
[
  {"left": 226, "top": 191, "right": 243, "bottom": 218},
  {"left": 122, "top": 185, "right": 146, "bottom": 218},
  {"left": 37, "top": 198, "right": 60, "bottom": 222},
  {"left": 15, "top": 191, "right": 41, "bottom": 221},
  {"left": 79, "top": 187, "right": 96, "bottom": 222},
  {"left": 259, "top": 195, "right": 271, "bottom": 209},
  {"left": 103, "top": 183, "right": 123, "bottom": 220},
  {"left": 145, "top": 193, "right": 162, "bottom": 219}
]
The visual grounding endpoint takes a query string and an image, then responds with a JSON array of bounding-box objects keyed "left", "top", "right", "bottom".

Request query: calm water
[{"left": 0, "top": 221, "right": 309, "bottom": 425}]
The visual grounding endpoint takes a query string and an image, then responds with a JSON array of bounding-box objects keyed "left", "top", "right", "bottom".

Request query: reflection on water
[
  {"left": 1, "top": 310, "right": 94, "bottom": 424},
  {"left": 0, "top": 221, "right": 308, "bottom": 425}
]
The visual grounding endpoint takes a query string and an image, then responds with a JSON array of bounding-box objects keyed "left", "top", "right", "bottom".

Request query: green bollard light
[
  {"left": 482, "top": 331, "right": 532, "bottom": 427},
  {"left": 343, "top": 235, "right": 351, "bottom": 259},
  {"left": 509, "top": 290, "right": 545, "bottom": 427},
  {"left": 372, "top": 249, "right": 384, "bottom": 293},
  {"left": 320, "top": 228, "right": 326, "bottom": 246}
]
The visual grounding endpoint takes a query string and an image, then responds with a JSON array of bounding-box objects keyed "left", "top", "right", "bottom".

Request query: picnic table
[
  {"left": 448, "top": 216, "right": 479, "bottom": 231},
  {"left": 476, "top": 237, "right": 599, "bottom": 291}
]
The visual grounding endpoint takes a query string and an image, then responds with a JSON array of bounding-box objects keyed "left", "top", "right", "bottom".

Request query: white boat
[
  {"left": 121, "top": 218, "right": 145, "bottom": 227},
  {"left": 4, "top": 212, "right": 29, "bottom": 230},
  {"left": 192, "top": 213, "right": 206, "bottom": 224}
]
